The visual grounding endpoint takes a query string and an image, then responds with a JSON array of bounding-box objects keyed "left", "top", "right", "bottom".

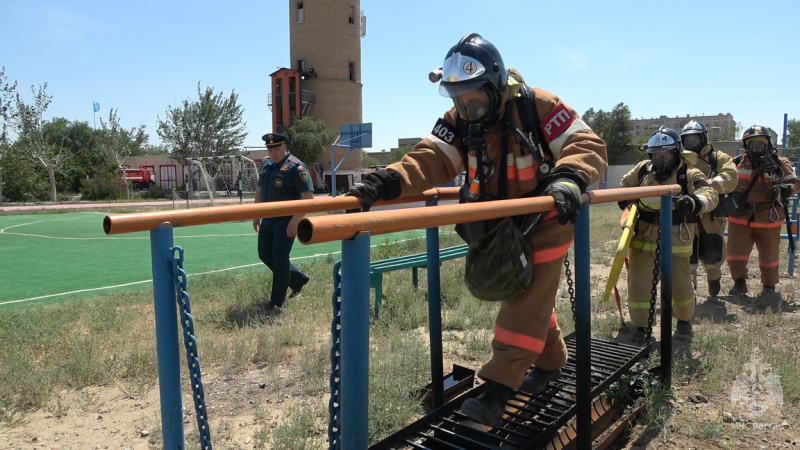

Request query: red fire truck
[{"left": 122, "top": 167, "right": 156, "bottom": 191}]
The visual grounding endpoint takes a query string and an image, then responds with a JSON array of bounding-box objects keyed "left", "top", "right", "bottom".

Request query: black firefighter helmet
[{"left": 646, "top": 126, "right": 682, "bottom": 181}]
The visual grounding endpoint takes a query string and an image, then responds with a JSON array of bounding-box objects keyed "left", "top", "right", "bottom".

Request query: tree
[
  {"left": 387, "top": 147, "right": 412, "bottom": 164},
  {"left": 11, "top": 83, "right": 70, "bottom": 201},
  {"left": 786, "top": 119, "right": 800, "bottom": 148},
  {"left": 98, "top": 108, "right": 149, "bottom": 196},
  {"left": 98, "top": 108, "right": 148, "bottom": 168},
  {"left": 0, "top": 67, "right": 18, "bottom": 201},
  {"left": 362, "top": 154, "right": 379, "bottom": 168},
  {"left": 0, "top": 66, "right": 17, "bottom": 146},
  {"left": 583, "top": 103, "right": 633, "bottom": 164},
  {"left": 43, "top": 117, "right": 99, "bottom": 193},
  {"left": 156, "top": 83, "right": 247, "bottom": 162},
  {"left": 283, "top": 114, "right": 335, "bottom": 165}
]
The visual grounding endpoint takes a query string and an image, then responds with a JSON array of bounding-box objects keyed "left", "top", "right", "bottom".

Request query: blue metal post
[
  {"left": 330, "top": 143, "right": 337, "bottom": 197},
  {"left": 425, "top": 198, "right": 445, "bottom": 409},
  {"left": 150, "top": 224, "right": 185, "bottom": 448},
  {"left": 574, "top": 204, "right": 592, "bottom": 449},
  {"left": 339, "top": 232, "right": 371, "bottom": 449},
  {"left": 660, "top": 195, "right": 673, "bottom": 388}
]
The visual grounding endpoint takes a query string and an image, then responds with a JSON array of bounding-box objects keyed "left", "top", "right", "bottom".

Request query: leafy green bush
[
  {"left": 79, "top": 173, "right": 125, "bottom": 200},
  {"left": 140, "top": 183, "right": 169, "bottom": 199}
]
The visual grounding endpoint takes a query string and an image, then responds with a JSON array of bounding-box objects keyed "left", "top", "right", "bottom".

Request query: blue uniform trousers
[{"left": 257, "top": 216, "right": 308, "bottom": 305}]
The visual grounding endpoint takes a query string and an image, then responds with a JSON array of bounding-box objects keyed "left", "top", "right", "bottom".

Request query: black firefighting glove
[
  {"left": 543, "top": 167, "right": 586, "bottom": 225},
  {"left": 346, "top": 170, "right": 403, "bottom": 211},
  {"left": 617, "top": 200, "right": 630, "bottom": 211},
  {"left": 675, "top": 194, "right": 701, "bottom": 216}
]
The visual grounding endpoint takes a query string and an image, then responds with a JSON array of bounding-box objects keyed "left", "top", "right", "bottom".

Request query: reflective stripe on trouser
[
  {"left": 726, "top": 220, "right": 782, "bottom": 286},
  {"left": 478, "top": 219, "right": 572, "bottom": 390},
  {"left": 627, "top": 247, "right": 696, "bottom": 327}
]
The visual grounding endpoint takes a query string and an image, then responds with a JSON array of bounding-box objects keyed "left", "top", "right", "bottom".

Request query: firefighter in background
[
  {"left": 347, "top": 33, "right": 608, "bottom": 427},
  {"left": 727, "top": 125, "right": 800, "bottom": 297},
  {"left": 619, "top": 127, "right": 718, "bottom": 343},
  {"left": 680, "top": 120, "right": 738, "bottom": 297}
]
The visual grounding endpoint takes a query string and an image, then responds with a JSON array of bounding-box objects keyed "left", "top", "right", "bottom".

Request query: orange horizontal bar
[
  {"left": 297, "top": 184, "right": 680, "bottom": 245},
  {"left": 586, "top": 184, "right": 680, "bottom": 204},
  {"left": 103, "top": 187, "right": 460, "bottom": 235}
]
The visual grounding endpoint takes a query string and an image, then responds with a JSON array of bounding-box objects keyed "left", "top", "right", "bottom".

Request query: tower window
[
  {"left": 297, "top": 3, "right": 304, "bottom": 23},
  {"left": 348, "top": 5, "right": 355, "bottom": 24},
  {"left": 349, "top": 61, "right": 355, "bottom": 81}
]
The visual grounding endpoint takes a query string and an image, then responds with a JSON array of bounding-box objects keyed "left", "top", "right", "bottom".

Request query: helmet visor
[
  {"left": 682, "top": 134, "right": 703, "bottom": 151},
  {"left": 652, "top": 151, "right": 675, "bottom": 170},
  {"left": 747, "top": 140, "right": 768, "bottom": 156},
  {"left": 438, "top": 52, "right": 487, "bottom": 97},
  {"left": 453, "top": 86, "right": 492, "bottom": 123}
]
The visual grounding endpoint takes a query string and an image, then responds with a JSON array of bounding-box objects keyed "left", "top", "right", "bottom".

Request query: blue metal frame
[
  {"left": 150, "top": 224, "right": 185, "bottom": 448},
  {"left": 574, "top": 204, "right": 592, "bottom": 449},
  {"left": 425, "top": 197, "right": 445, "bottom": 409},
  {"left": 339, "top": 232, "right": 371, "bottom": 448},
  {"left": 143, "top": 192, "right": 678, "bottom": 448},
  {"left": 660, "top": 195, "right": 673, "bottom": 387}
]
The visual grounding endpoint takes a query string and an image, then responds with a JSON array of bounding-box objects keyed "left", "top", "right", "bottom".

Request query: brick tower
[{"left": 270, "top": 0, "right": 365, "bottom": 184}]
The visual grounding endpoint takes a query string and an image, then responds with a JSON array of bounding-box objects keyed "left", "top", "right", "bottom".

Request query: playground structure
[
  {"left": 183, "top": 155, "right": 260, "bottom": 207},
  {"left": 104, "top": 184, "right": 684, "bottom": 449}
]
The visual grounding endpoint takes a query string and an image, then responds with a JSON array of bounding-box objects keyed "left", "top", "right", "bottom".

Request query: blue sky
[{"left": 2, "top": 0, "right": 799, "bottom": 153}]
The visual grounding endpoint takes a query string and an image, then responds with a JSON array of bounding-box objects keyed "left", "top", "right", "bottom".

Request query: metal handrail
[
  {"left": 103, "top": 187, "right": 460, "bottom": 235},
  {"left": 297, "top": 185, "right": 681, "bottom": 244}
]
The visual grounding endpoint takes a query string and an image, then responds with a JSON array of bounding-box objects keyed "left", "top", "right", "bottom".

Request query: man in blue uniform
[{"left": 252, "top": 133, "right": 314, "bottom": 311}]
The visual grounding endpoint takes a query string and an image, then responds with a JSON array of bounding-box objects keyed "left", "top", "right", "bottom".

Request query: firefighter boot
[
  {"left": 759, "top": 285, "right": 777, "bottom": 298},
  {"left": 631, "top": 327, "right": 647, "bottom": 344},
  {"left": 520, "top": 367, "right": 562, "bottom": 395},
  {"left": 729, "top": 278, "right": 748, "bottom": 296},
  {"left": 708, "top": 278, "right": 721, "bottom": 297},
  {"left": 676, "top": 319, "right": 693, "bottom": 335},
  {"left": 459, "top": 379, "right": 514, "bottom": 427}
]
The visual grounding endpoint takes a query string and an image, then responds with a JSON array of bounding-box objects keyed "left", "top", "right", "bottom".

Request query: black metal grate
[{"left": 370, "top": 336, "right": 647, "bottom": 450}]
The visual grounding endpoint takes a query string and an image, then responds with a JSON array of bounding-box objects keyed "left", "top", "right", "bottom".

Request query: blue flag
[{"left": 93, "top": 102, "right": 100, "bottom": 112}]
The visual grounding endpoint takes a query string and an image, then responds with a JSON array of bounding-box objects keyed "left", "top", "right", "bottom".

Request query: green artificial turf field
[{"left": 0, "top": 211, "right": 428, "bottom": 307}]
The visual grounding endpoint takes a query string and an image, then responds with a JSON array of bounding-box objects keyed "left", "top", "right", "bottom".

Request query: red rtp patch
[{"left": 541, "top": 103, "right": 576, "bottom": 141}]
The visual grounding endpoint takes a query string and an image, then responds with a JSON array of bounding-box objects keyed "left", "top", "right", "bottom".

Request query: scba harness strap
[{"left": 635, "top": 163, "right": 697, "bottom": 225}]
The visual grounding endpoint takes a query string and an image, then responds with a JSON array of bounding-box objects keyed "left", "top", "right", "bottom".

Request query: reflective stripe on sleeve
[
  {"left": 547, "top": 118, "right": 592, "bottom": 159},
  {"left": 428, "top": 134, "right": 465, "bottom": 173}
]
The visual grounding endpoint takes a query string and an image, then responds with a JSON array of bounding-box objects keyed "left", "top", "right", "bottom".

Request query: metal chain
[
  {"left": 328, "top": 260, "right": 343, "bottom": 450},
  {"left": 564, "top": 252, "right": 576, "bottom": 324},
  {"left": 170, "top": 246, "right": 212, "bottom": 450},
  {"left": 645, "top": 222, "right": 662, "bottom": 348}
]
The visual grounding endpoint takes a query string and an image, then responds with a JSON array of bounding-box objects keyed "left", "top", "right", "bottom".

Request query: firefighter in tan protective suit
[
  {"left": 619, "top": 127, "right": 718, "bottom": 343},
  {"left": 727, "top": 125, "right": 800, "bottom": 297},
  {"left": 680, "top": 121, "right": 738, "bottom": 297},
  {"left": 347, "top": 33, "right": 608, "bottom": 427}
]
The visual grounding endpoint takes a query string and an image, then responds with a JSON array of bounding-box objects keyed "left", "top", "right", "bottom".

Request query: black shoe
[
  {"left": 676, "top": 319, "right": 692, "bottom": 335},
  {"left": 708, "top": 279, "right": 721, "bottom": 297},
  {"left": 264, "top": 300, "right": 284, "bottom": 312},
  {"left": 289, "top": 276, "right": 310, "bottom": 299},
  {"left": 630, "top": 327, "right": 647, "bottom": 344},
  {"left": 459, "top": 379, "right": 514, "bottom": 427},
  {"left": 759, "top": 285, "right": 777, "bottom": 297},
  {"left": 520, "top": 367, "right": 562, "bottom": 395},
  {"left": 729, "top": 278, "right": 748, "bottom": 296}
]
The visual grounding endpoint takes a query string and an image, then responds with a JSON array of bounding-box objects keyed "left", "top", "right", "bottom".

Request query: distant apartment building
[{"left": 630, "top": 113, "right": 736, "bottom": 141}]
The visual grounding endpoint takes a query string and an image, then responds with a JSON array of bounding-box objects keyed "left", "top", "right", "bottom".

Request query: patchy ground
[{"left": 3, "top": 263, "right": 800, "bottom": 449}]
